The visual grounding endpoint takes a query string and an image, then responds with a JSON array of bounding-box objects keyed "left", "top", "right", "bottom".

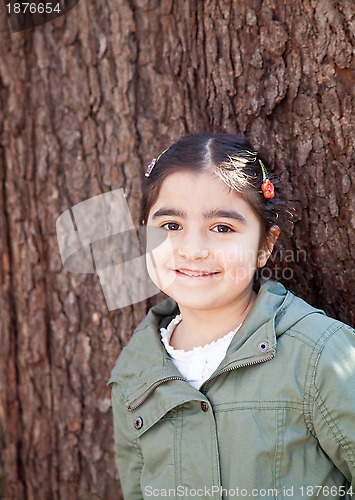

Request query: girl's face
[{"left": 146, "top": 171, "right": 277, "bottom": 313}]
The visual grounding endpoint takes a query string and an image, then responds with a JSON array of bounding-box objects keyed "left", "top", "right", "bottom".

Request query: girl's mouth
[{"left": 175, "top": 269, "right": 220, "bottom": 278}]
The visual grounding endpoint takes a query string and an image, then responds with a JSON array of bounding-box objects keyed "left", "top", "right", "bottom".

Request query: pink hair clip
[
  {"left": 145, "top": 158, "right": 157, "bottom": 177},
  {"left": 145, "top": 148, "right": 168, "bottom": 177}
]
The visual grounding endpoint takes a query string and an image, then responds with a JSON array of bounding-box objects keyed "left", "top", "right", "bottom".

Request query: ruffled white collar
[{"left": 160, "top": 314, "right": 241, "bottom": 360}]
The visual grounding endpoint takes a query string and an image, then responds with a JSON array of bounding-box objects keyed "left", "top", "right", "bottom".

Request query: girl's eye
[
  {"left": 211, "top": 224, "right": 234, "bottom": 233},
  {"left": 161, "top": 222, "right": 182, "bottom": 231}
]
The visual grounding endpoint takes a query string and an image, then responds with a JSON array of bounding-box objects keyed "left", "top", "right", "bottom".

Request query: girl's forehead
[
  {"left": 158, "top": 170, "right": 232, "bottom": 198},
  {"left": 149, "top": 171, "right": 256, "bottom": 218}
]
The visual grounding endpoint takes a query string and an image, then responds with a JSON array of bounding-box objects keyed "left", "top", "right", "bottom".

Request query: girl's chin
[
  {"left": 168, "top": 298, "right": 218, "bottom": 311},
  {"left": 148, "top": 270, "right": 221, "bottom": 291},
  {"left": 162, "top": 286, "right": 222, "bottom": 307}
]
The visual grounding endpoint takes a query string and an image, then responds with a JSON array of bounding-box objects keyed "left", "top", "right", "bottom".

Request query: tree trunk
[{"left": 0, "top": 0, "right": 353, "bottom": 498}]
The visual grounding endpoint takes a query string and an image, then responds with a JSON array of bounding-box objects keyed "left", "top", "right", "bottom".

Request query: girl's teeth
[{"left": 180, "top": 271, "right": 210, "bottom": 276}]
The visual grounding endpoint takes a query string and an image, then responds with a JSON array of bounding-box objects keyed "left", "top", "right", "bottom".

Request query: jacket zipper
[
  {"left": 128, "top": 376, "right": 186, "bottom": 411},
  {"left": 127, "top": 351, "right": 275, "bottom": 411},
  {"left": 200, "top": 351, "right": 275, "bottom": 388}
]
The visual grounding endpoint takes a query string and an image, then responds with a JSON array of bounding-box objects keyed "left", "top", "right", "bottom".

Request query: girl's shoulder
[
  {"left": 275, "top": 284, "right": 355, "bottom": 361},
  {"left": 252, "top": 278, "right": 353, "bottom": 342},
  {"left": 107, "top": 297, "right": 179, "bottom": 387}
]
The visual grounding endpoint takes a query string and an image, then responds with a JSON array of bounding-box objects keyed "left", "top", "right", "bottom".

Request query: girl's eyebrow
[
  {"left": 152, "top": 208, "right": 185, "bottom": 219},
  {"left": 206, "top": 208, "right": 246, "bottom": 223},
  {"left": 152, "top": 208, "right": 247, "bottom": 223}
]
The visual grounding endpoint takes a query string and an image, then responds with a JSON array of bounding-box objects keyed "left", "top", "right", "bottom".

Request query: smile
[{"left": 175, "top": 269, "right": 220, "bottom": 278}]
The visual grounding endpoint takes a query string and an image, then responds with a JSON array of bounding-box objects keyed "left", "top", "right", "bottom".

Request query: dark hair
[{"left": 140, "top": 132, "right": 286, "bottom": 244}]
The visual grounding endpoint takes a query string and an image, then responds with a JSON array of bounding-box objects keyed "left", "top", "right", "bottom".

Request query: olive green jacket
[{"left": 108, "top": 280, "right": 355, "bottom": 499}]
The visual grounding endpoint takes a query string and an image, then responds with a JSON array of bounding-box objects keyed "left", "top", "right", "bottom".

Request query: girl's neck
[{"left": 169, "top": 289, "right": 257, "bottom": 351}]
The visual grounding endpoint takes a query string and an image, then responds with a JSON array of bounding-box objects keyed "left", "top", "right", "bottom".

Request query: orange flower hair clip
[{"left": 259, "top": 159, "right": 275, "bottom": 198}]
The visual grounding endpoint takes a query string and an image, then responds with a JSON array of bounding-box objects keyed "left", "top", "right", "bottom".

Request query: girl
[{"left": 108, "top": 133, "right": 355, "bottom": 499}]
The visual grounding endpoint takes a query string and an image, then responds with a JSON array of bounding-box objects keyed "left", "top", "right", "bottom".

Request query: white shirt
[{"left": 160, "top": 314, "right": 241, "bottom": 390}]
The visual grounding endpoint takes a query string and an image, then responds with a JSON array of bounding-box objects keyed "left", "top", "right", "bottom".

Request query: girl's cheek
[
  {"left": 145, "top": 234, "right": 176, "bottom": 289},
  {"left": 216, "top": 246, "right": 258, "bottom": 263},
  {"left": 223, "top": 266, "right": 256, "bottom": 282},
  {"left": 145, "top": 254, "right": 170, "bottom": 290},
  {"left": 145, "top": 254, "right": 160, "bottom": 286}
]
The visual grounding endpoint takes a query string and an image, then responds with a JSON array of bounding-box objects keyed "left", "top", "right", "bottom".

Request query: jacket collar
[
  {"left": 108, "top": 279, "right": 323, "bottom": 409},
  {"left": 109, "top": 280, "right": 294, "bottom": 402}
]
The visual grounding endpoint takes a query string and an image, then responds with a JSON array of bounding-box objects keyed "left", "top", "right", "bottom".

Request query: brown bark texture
[{"left": 0, "top": 0, "right": 354, "bottom": 499}]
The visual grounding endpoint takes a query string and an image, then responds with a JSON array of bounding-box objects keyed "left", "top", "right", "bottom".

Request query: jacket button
[
  {"left": 258, "top": 341, "right": 269, "bottom": 352},
  {"left": 201, "top": 402, "right": 209, "bottom": 412},
  {"left": 134, "top": 417, "right": 143, "bottom": 429}
]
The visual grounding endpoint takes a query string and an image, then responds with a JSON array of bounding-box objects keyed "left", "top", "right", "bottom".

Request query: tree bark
[{"left": 0, "top": 0, "right": 354, "bottom": 498}]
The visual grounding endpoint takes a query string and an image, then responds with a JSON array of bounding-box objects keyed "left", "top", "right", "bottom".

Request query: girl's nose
[{"left": 177, "top": 235, "right": 210, "bottom": 260}]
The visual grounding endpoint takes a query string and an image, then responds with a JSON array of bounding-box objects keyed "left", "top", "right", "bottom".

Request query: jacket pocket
[
  {"left": 214, "top": 404, "right": 289, "bottom": 497},
  {"left": 132, "top": 400, "right": 222, "bottom": 499}
]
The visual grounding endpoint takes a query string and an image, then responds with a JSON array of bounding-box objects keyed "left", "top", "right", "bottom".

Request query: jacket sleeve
[
  {"left": 310, "top": 323, "right": 355, "bottom": 494},
  {"left": 110, "top": 382, "right": 144, "bottom": 500}
]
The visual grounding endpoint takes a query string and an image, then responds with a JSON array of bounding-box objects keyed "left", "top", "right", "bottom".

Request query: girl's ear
[{"left": 257, "top": 225, "right": 280, "bottom": 268}]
